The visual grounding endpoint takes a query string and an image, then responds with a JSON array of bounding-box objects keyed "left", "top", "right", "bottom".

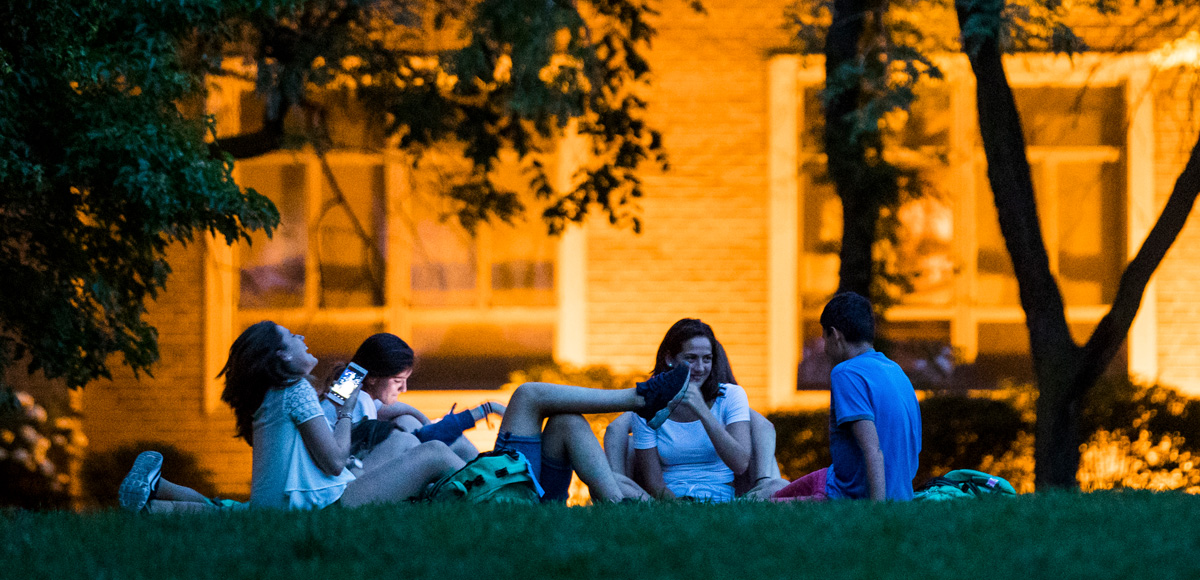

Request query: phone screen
[{"left": 329, "top": 362, "right": 367, "bottom": 404}]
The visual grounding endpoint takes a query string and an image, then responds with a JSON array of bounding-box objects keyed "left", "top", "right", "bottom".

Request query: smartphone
[{"left": 327, "top": 362, "right": 367, "bottom": 406}]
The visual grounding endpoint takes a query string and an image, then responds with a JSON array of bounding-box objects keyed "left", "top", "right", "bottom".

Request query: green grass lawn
[{"left": 3, "top": 491, "right": 1199, "bottom": 579}]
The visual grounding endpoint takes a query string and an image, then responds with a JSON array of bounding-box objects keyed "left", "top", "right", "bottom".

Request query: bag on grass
[
  {"left": 914, "top": 469, "right": 1017, "bottom": 501},
  {"left": 421, "top": 448, "right": 542, "bottom": 505}
]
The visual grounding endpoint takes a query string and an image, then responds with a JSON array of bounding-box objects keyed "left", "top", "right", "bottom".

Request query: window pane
[
  {"left": 1014, "top": 86, "right": 1124, "bottom": 147},
  {"left": 974, "top": 160, "right": 1025, "bottom": 306},
  {"left": 800, "top": 162, "right": 840, "bottom": 309},
  {"left": 895, "top": 178, "right": 955, "bottom": 306},
  {"left": 318, "top": 163, "right": 386, "bottom": 308},
  {"left": 1057, "top": 162, "right": 1124, "bottom": 306},
  {"left": 490, "top": 219, "right": 555, "bottom": 307},
  {"left": 801, "top": 87, "right": 824, "bottom": 152},
  {"left": 887, "top": 83, "right": 952, "bottom": 150},
  {"left": 238, "top": 162, "right": 307, "bottom": 309},
  {"left": 408, "top": 164, "right": 478, "bottom": 306}
]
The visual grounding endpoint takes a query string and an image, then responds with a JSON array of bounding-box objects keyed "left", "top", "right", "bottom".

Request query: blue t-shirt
[{"left": 826, "top": 350, "right": 922, "bottom": 500}]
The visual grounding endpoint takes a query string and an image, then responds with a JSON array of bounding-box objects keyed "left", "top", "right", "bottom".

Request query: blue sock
[{"left": 414, "top": 409, "right": 476, "bottom": 444}]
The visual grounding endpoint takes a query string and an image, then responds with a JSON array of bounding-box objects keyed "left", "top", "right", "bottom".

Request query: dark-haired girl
[{"left": 629, "top": 319, "right": 752, "bottom": 502}]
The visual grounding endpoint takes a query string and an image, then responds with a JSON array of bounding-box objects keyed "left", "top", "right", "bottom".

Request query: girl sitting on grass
[
  {"left": 603, "top": 334, "right": 780, "bottom": 500},
  {"left": 317, "top": 332, "right": 505, "bottom": 469},
  {"left": 603, "top": 319, "right": 782, "bottom": 502}
]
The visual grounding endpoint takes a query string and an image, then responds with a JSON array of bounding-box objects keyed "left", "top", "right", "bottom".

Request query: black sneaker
[
  {"left": 119, "top": 451, "right": 163, "bottom": 513},
  {"left": 636, "top": 363, "right": 691, "bottom": 429}
]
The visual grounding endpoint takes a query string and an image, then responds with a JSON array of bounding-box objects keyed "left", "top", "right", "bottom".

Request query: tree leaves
[{"left": 0, "top": 0, "right": 278, "bottom": 388}]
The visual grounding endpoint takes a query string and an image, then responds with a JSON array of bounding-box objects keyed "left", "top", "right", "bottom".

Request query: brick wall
[
  {"left": 1151, "top": 69, "right": 1200, "bottom": 397},
  {"left": 584, "top": 0, "right": 792, "bottom": 411},
  {"left": 80, "top": 242, "right": 253, "bottom": 498}
]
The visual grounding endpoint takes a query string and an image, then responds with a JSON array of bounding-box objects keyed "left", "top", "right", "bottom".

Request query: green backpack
[
  {"left": 421, "top": 449, "right": 543, "bottom": 505},
  {"left": 914, "top": 469, "right": 1017, "bottom": 501}
]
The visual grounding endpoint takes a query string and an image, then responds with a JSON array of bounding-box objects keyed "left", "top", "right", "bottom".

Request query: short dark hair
[{"left": 819, "top": 292, "right": 875, "bottom": 344}]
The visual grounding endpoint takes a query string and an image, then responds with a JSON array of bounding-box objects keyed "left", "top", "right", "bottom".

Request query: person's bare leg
[
  {"left": 391, "top": 407, "right": 481, "bottom": 461},
  {"left": 603, "top": 412, "right": 636, "bottom": 477},
  {"left": 541, "top": 414, "right": 630, "bottom": 502},
  {"left": 614, "top": 473, "right": 651, "bottom": 500},
  {"left": 749, "top": 410, "right": 780, "bottom": 480},
  {"left": 339, "top": 441, "right": 465, "bottom": 507},
  {"left": 499, "top": 382, "right": 644, "bottom": 438},
  {"left": 145, "top": 499, "right": 221, "bottom": 513},
  {"left": 393, "top": 415, "right": 424, "bottom": 432},
  {"left": 449, "top": 436, "right": 479, "bottom": 461},
  {"left": 154, "top": 479, "right": 213, "bottom": 503},
  {"left": 356, "top": 430, "right": 421, "bottom": 475}
]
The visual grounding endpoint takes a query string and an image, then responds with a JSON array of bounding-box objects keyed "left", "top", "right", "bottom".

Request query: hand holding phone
[{"left": 327, "top": 362, "right": 367, "bottom": 407}]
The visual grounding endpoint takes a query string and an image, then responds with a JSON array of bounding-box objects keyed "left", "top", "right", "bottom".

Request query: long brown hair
[{"left": 219, "top": 321, "right": 305, "bottom": 445}]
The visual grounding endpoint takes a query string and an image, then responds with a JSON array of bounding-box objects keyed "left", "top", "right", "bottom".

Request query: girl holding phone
[{"left": 221, "top": 321, "right": 465, "bottom": 509}]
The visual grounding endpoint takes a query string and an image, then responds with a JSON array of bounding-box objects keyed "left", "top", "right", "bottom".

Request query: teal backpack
[
  {"left": 421, "top": 449, "right": 543, "bottom": 505},
  {"left": 914, "top": 469, "right": 1017, "bottom": 501}
]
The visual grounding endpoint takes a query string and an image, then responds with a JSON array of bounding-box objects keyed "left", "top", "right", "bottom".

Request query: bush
[
  {"left": 0, "top": 387, "right": 86, "bottom": 510},
  {"left": 1078, "top": 376, "right": 1200, "bottom": 492},
  {"left": 917, "top": 392, "right": 1029, "bottom": 484},
  {"left": 766, "top": 409, "right": 830, "bottom": 481},
  {"left": 769, "top": 390, "right": 1032, "bottom": 487},
  {"left": 81, "top": 442, "right": 218, "bottom": 508}
]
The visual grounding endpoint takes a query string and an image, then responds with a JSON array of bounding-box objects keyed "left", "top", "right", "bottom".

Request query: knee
[
  {"left": 394, "top": 414, "right": 424, "bottom": 432},
  {"left": 545, "top": 413, "right": 589, "bottom": 434},
  {"left": 751, "top": 412, "right": 776, "bottom": 438},
  {"left": 412, "top": 440, "right": 455, "bottom": 461},
  {"left": 510, "top": 382, "right": 552, "bottom": 408}
]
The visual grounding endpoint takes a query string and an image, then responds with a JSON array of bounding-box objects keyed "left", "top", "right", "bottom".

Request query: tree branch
[
  {"left": 1074, "top": 132, "right": 1200, "bottom": 398},
  {"left": 956, "top": 0, "right": 1075, "bottom": 363}
]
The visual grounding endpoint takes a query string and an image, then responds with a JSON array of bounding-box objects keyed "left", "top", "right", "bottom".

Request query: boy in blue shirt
[{"left": 755, "top": 292, "right": 922, "bottom": 501}]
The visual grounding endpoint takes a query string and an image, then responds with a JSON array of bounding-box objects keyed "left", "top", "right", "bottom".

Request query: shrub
[
  {"left": 1077, "top": 376, "right": 1200, "bottom": 493},
  {"left": 0, "top": 387, "right": 87, "bottom": 510},
  {"left": 82, "top": 442, "right": 218, "bottom": 508},
  {"left": 769, "top": 389, "right": 1033, "bottom": 488}
]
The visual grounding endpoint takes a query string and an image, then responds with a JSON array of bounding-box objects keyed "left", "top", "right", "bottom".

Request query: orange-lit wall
[
  {"left": 1153, "top": 68, "right": 1200, "bottom": 397},
  {"left": 586, "top": 0, "right": 793, "bottom": 410},
  {"left": 80, "top": 243, "right": 253, "bottom": 497}
]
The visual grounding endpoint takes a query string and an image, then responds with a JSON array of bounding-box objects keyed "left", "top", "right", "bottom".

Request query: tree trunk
[
  {"left": 825, "top": 0, "right": 876, "bottom": 298},
  {"left": 1035, "top": 367, "right": 1085, "bottom": 487}
]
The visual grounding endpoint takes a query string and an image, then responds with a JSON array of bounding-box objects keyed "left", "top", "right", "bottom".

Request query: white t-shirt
[
  {"left": 320, "top": 390, "right": 377, "bottom": 427},
  {"left": 631, "top": 383, "right": 751, "bottom": 502},
  {"left": 250, "top": 379, "right": 356, "bottom": 510}
]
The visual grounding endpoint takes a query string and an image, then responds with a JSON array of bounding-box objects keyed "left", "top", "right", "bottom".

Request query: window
[
  {"left": 794, "top": 58, "right": 1134, "bottom": 388},
  {"left": 232, "top": 149, "right": 558, "bottom": 389}
]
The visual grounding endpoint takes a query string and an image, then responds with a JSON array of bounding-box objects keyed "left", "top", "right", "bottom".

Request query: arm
[
  {"left": 680, "top": 384, "right": 751, "bottom": 474},
  {"left": 603, "top": 412, "right": 635, "bottom": 476},
  {"left": 849, "top": 419, "right": 886, "bottom": 501},
  {"left": 377, "top": 401, "right": 430, "bottom": 424},
  {"left": 634, "top": 447, "right": 674, "bottom": 499},
  {"left": 297, "top": 414, "right": 353, "bottom": 476}
]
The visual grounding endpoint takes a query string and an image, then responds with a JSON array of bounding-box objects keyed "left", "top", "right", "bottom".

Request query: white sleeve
[
  {"left": 356, "top": 391, "right": 377, "bottom": 421},
  {"left": 720, "top": 384, "right": 751, "bottom": 425},
  {"left": 631, "top": 414, "right": 658, "bottom": 449},
  {"left": 283, "top": 380, "right": 325, "bottom": 426}
]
